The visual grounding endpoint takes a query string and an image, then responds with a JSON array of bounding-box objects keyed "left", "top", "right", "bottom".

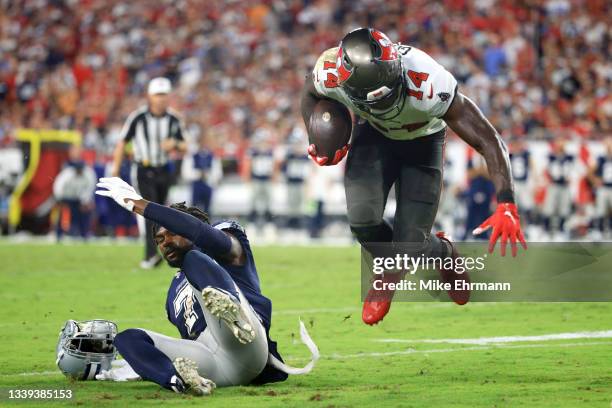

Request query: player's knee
[
  {"left": 350, "top": 222, "right": 393, "bottom": 244},
  {"left": 182, "top": 249, "right": 214, "bottom": 278},
  {"left": 347, "top": 202, "right": 383, "bottom": 227},
  {"left": 114, "top": 329, "right": 152, "bottom": 353}
]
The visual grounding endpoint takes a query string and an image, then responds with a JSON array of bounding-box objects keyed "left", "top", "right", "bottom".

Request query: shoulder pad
[{"left": 213, "top": 220, "right": 245, "bottom": 234}]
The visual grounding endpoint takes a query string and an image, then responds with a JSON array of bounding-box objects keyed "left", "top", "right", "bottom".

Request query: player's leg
[
  {"left": 114, "top": 328, "right": 219, "bottom": 393},
  {"left": 344, "top": 121, "right": 398, "bottom": 244},
  {"left": 559, "top": 185, "right": 572, "bottom": 234},
  {"left": 136, "top": 167, "right": 161, "bottom": 262},
  {"left": 394, "top": 130, "right": 469, "bottom": 304},
  {"left": 181, "top": 250, "right": 269, "bottom": 383},
  {"left": 542, "top": 185, "right": 556, "bottom": 234},
  {"left": 393, "top": 131, "right": 448, "bottom": 257},
  {"left": 346, "top": 122, "right": 401, "bottom": 324}
]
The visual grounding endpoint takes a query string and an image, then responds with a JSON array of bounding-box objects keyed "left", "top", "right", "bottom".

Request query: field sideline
[{"left": 1, "top": 243, "right": 611, "bottom": 407}]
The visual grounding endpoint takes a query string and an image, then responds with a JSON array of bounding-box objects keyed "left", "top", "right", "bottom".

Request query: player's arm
[
  {"left": 95, "top": 177, "right": 245, "bottom": 265},
  {"left": 300, "top": 72, "right": 349, "bottom": 166},
  {"left": 112, "top": 111, "right": 139, "bottom": 176},
  {"left": 443, "top": 93, "right": 527, "bottom": 256},
  {"left": 443, "top": 93, "right": 513, "bottom": 200},
  {"left": 300, "top": 73, "right": 325, "bottom": 126},
  {"left": 110, "top": 140, "right": 126, "bottom": 177}
]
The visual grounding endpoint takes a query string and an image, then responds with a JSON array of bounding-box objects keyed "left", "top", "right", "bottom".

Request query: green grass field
[{"left": 1, "top": 243, "right": 611, "bottom": 407}]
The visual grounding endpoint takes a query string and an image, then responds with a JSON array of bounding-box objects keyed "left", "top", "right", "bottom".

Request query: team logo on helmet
[
  {"left": 370, "top": 29, "right": 398, "bottom": 61},
  {"left": 336, "top": 47, "right": 353, "bottom": 84}
]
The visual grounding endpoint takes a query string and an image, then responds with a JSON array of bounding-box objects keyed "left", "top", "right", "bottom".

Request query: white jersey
[{"left": 312, "top": 45, "right": 458, "bottom": 141}]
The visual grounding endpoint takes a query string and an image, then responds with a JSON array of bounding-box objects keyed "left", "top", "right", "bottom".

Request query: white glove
[{"left": 95, "top": 177, "right": 143, "bottom": 211}]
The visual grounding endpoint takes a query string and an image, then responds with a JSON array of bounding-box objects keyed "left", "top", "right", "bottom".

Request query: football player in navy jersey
[
  {"left": 283, "top": 128, "right": 310, "bottom": 230},
  {"left": 509, "top": 138, "right": 534, "bottom": 225},
  {"left": 95, "top": 177, "right": 318, "bottom": 396},
  {"left": 543, "top": 140, "right": 574, "bottom": 237},
  {"left": 589, "top": 137, "right": 612, "bottom": 236}
]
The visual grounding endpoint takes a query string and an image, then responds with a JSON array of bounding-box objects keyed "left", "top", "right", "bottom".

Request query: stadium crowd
[{"left": 0, "top": 0, "right": 610, "bottom": 241}]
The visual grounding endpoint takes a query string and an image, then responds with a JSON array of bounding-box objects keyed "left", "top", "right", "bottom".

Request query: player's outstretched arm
[
  {"left": 95, "top": 177, "right": 245, "bottom": 264},
  {"left": 300, "top": 74, "right": 349, "bottom": 166},
  {"left": 443, "top": 93, "right": 527, "bottom": 256}
]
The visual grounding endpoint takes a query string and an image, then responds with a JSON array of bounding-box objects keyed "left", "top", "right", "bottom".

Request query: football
[{"left": 308, "top": 99, "right": 352, "bottom": 164}]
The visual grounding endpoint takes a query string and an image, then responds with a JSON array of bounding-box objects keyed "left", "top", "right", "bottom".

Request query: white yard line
[
  {"left": 375, "top": 330, "right": 612, "bottom": 345},
  {"left": 4, "top": 340, "right": 611, "bottom": 378},
  {"left": 293, "top": 340, "right": 612, "bottom": 361}
]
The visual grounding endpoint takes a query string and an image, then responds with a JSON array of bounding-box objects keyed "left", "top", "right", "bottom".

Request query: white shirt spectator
[{"left": 53, "top": 165, "right": 97, "bottom": 205}]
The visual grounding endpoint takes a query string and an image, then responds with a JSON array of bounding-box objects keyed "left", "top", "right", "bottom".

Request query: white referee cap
[{"left": 147, "top": 77, "right": 172, "bottom": 95}]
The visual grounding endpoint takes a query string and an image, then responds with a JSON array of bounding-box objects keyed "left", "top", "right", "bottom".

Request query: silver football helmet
[{"left": 56, "top": 319, "right": 118, "bottom": 380}]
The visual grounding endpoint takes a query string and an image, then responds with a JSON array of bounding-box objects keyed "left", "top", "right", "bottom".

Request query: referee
[{"left": 111, "top": 77, "right": 187, "bottom": 268}]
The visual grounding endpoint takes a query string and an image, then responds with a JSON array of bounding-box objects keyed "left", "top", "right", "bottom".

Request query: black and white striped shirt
[{"left": 120, "top": 106, "right": 186, "bottom": 167}]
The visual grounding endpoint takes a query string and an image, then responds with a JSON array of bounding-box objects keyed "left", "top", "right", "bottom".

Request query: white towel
[
  {"left": 267, "top": 319, "right": 320, "bottom": 375},
  {"left": 95, "top": 359, "right": 141, "bottom": 382}
]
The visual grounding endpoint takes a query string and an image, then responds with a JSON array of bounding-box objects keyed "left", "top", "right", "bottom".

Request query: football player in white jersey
[{"left": 301, "top": 28, "right": 527, "bottom": 325}]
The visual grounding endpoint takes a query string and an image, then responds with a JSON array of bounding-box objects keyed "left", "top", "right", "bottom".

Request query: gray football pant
[{"left": 141, "top": 285, "right": 268, "bottom": 387}]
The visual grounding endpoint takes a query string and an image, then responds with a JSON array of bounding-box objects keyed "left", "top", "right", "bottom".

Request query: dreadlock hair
[{"left": 151, "top": 202, "right": 211, "bottom": 236}]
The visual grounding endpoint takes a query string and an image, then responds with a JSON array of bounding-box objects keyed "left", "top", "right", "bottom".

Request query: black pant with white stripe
[{"left": 137, "top": 165, "right": 172, "bottom": 260}]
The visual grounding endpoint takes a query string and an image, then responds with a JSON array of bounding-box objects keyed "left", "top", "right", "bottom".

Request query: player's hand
[
  {"left": 95, "top": 177, "right": 143, "bottom": 212},
  {"left": 473, "top": 203, "right": 527, "bottom": 257},
  {"left": 307, "top": 144, "right": 349, "bottom": 166}
]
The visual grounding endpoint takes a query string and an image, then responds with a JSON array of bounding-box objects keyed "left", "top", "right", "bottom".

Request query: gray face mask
[{"left": 56, "top": 319, "right": 118, "bottom": 380}]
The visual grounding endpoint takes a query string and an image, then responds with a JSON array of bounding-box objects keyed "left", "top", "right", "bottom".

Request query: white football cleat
[
  {"left": 172, "top": 358, "right": 215, "bottom": 396},
  {"left": 202, "top": 287, "right": 256, "bottom": 344}
]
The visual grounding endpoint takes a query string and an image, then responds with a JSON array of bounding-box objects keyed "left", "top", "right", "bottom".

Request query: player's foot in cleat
[
  {"left": 362, "top": 270, "right": 407, "bottom": 325},
  {"left": 202, "top": 287, "right": 256, "bottom": 344},
  {"left": 435, "top": 232, "right": 470, "bottom": 305},
  {"left": 172, "top": 358, "right": 216, "bottom": 396},
  {"left": 139, "top": 254, "right": 163, "bottom": 269}
]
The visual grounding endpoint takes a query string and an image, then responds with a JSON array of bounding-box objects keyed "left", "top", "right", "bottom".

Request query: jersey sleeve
[
  {"left": 311, "top": 47, "right": 344, "bottom": 101},
  {"left": 403, "top": 48, "right": 458, "bottom": 119},
  {"left": 119, "top": 109, "right": 141, "bottom": 142},
  {"left": 427, "top": 66, "right": 458, "bottom": 118}
]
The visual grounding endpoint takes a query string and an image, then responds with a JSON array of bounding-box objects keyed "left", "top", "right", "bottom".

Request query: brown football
[{"left": 307, "top": 99, "right": 352, "bottom": 164}]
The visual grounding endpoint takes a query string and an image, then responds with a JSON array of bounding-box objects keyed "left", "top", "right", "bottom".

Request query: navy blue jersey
[
  {"left": 193, "top": 150, "right": 214, "bottom": 172},
  {"left": 166, "top": 272, "right": 207, "bottom": 340},
  {"left": 466, "top": 175, "right": 495, "bottom": 212},
  {"left": 547, "top": 154, "right": 574, "bottom": 185},
  {"left": 596, "top": 156, "right": 612, "bottom": 187},
  {"left": 249, "top": 148, "right": 275, "bottom": 181},
  {"left": 165, "top": 220, "right": 287, "bottom": 384},
  {"left": 510, "top": 151, "right": 530, "bottom": 182},
  {"left": 284, "top": 152, "right": 309, "bottom": 183}
]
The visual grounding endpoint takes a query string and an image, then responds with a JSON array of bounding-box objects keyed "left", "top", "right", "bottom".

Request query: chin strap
[{"left": 267, "top": 319, "right": 320, "bottom": 375}]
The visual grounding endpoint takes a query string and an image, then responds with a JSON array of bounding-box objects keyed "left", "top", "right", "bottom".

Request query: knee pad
[{"left": 350, "top": 221, "right": 393, "bottom": 245}]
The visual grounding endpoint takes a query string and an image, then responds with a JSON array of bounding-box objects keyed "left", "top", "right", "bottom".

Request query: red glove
[
  {"left": 473, "top": 203, "right": 527, "bottom": 257},
  {"left": 308, "top": 144, "right": 349, "bottom": 166}
]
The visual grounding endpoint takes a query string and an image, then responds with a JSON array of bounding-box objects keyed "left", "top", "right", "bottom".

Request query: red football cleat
[
  {"left": 362, "top": 270, "right": 406, "bottom": 325},
  {"left": 435, "top": 232, "right": 470, "bottom": 305}
]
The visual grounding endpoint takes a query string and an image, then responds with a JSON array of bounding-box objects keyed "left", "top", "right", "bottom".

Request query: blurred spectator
[
  {"left": 244, "top": 126, "right": 278, "bottom": 235},
  {"left": 589, "top": 137, "right": 612, "bottom": 236},
  {"left": 509, "top": 138, "right": 535, "bottom": 224},
  {"left": 461, "top": 152, "right": 495, "bottom": 241},
  {"left": 283, "top": 127, "right": 309, "bottom": 229},
  {"left": 52, "top": 160, "right": 97, "bottom": 240},
  {"left": 542, "top": 140, "right": 574, "bottom": 237},
  {"left": 183, "top": 135, "right": 223, "bottom": 214}
]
